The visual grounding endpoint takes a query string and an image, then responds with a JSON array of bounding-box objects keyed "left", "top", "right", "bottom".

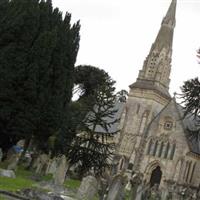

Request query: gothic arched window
[
  {"left": 169, "top": 143, "right": 176, "bottom": 160},
  {"left": 153, "top": 140, "right": 158, "bottom": 156},
  {"left": 158, "top": 141, "right": 164, "bottom": 157},
  {"left": 186, "top": 161, "right": 192, "bottom": 183},
  {"left": 139, "top": 111, "right": 149, "bottom": 135},
  {"left": 147, "top": 139, "right": 153, "bottom": 155},
  {"left": 164, "top": 142, "right": 170, "bottom": 158},
  {"left": 189, "top": 162, "right": 196, "bottom": 183}
]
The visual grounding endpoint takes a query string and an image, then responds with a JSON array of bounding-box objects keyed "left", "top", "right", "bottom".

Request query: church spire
[
  {"left": 162, "top": 0, "right": 177, "bottom": 28},
  {"left": 130, "top": 0, "right": 177, "bottom": 98}
]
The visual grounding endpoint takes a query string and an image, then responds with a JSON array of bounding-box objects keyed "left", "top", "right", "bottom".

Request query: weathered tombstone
[
  {"left": 53, "top": 155, "right": 67, "bottom": 185},
  {"left": 98, "top": 176, "right": 109, "bottom": 200},
  {"left": 7, "top": 154, "right": 19, "bottom": 171},
  {"left": 161, "top": 187, "right": 169, "bottom": 200},
  {"left": 129, "top": 172, "right": 143, "bottom": 200},
  {"left": 77, "top": 175, "right": 98, "bottom": 200},
  {"left": 148, "top": 184, "right": 161, "bottom": 200},
  {"left": 35, "top": 153, "right": 49, "bottom": 174},
  {"left": 46, "top": 157, "right": 58, "bottom": 175},
  {"left": 0, "top": 169, "right": 16, "bottom": 178},
  {"left": 0, "top": 148, "right": 3, "bottom": 162},
  {"left": 106, "top": 173, "right": 127, "bottom": 200}
]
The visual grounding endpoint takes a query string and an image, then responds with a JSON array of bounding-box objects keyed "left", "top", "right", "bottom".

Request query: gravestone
[
  {"left": 148, "top": 184, "right": 161, "bottom": 200},
  {"left": 129, "top": 172, "right": 143, "bottom": 200},
  {"left": 106, "top": 173, "right": 127, "bottom": 200},
  {"left": 35, "top": 154, "right": 49, "bottom": 174},
  {"left": 98, "top": 176, "right": 109, "bottom": 200},
  {"left": 0, "top": 169, "right": 16, "bottom": 178},
  {"left": 7, "top": 154, "right": 19, "bottom": 171},
  {"left": 77, "top": 175, "right": 98, "bottom": 200},
  {"left": 53, "top": 155, "right": 67, "bottom": 185},
  {"left": 46, "top": 157, "right": 58, "bottom": 174}
]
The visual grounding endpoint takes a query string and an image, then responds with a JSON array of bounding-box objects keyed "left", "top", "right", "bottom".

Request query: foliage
[
  {"left": 181, "top": 78, "right": 200, "bottom": 121},
  {"left": 0, "top": 0, "right": 80, "bottom": 152},
  {"left": 180, "top": 49, "right": 200, "bottom": 140},
  {"left": 67, "top": 66, "right": 118, "bottom": 175}
]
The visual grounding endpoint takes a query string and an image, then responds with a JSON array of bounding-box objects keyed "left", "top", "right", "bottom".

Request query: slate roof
[{"left": 87, "top": 101, "right": 125, "bottom": 134}]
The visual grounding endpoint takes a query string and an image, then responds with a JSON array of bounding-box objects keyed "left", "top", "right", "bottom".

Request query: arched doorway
[{"left": 149, "top": 166, "right": 162, "bottom": 187}]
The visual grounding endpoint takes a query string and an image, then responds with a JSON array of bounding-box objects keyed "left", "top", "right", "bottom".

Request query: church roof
[{"left": 86, "top": 101, "right": 125, "bottom": 135}]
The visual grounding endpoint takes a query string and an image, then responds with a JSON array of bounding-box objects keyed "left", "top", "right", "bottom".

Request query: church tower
[
  {"left": 130, "top": 0, "right": 176, "bottom": 99},
  {"left": 116, "top": 0, "right": 200, "bottom": 193},
  {"left": 117, "top": 0, "right": 177, "bottom": 171}
]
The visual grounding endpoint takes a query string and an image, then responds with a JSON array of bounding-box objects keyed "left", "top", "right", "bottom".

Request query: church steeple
[{"left": 130, "top": 0, "right": 177, "bottom": 98}]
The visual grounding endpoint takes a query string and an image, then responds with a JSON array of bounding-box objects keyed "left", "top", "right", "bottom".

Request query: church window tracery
[
  {"left": 183, "top": 161, "right": 189, "bottom": 181},
  {"left": 164, "top": 121, "right": 173, "bottom": 130},
  {"left": 169, "top": 143, "right": 176, "bottom": 160},
  {"left": 139, "top": 111, "right": 149, "bottom": 135},
  {"left": 189, "top": 162, "right": 196, "bottom": 183},
  {"left": 136, "top": 104, "right": 140, "bottom": 114},
  {"left": 147, "top": 139, "right": 153, "bottom": 155},
  {"left": 164, "top": 142, "right": 170, "bottom": 158},
  {"left": 153, "top": 141, "right": 158, "bottom": 156},
  {"left": 158, "top": 142, "right": 164, "bottom": 157},
  {"left": 185, "top": 161, "right": 192, "bottom": 183}
]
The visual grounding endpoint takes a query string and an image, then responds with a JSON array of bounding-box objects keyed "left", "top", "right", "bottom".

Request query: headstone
[
  {"left": 106, "top": 173, "right": 127, "bottom": 200},
  {"left": 46, "top": 157, "right": 58, "bottom": 174},
  {"left": 148, "top": 184, "right": 161, "bottom": 200},
  {"left": 35, "top": 154, "right": 49, "bottom": 174},
  {"left": 0, "top": 169, "right": 16, "bottom": 178},
  {"left": 129, "top": 172, "right": 143, "bottom": 200},
  {"left": 98, "top": 177, "right": 109, "bottom": 200},
  {"left": 0, "top": 148, "right": 3, "bottom": 162},
  {"left": 53, "top": 155, "right": 67, "bottom": 185},
  {"left": 77, "top": 175, "right": 98, "bottom": 200},
  {"left": 7, "top": 154, "right": 19, "bottom": 171}
]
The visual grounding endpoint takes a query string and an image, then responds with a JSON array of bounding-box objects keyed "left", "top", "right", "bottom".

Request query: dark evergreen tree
[
  {"left": 0, "top": 0, "right": 80, "bottom": 153},
  {"left": 67, "top": 66, "right": 118, "bottom": 175},
  {"left": 181, "top": 78, "right": 200, "bottom": 121},
  {"left": 180, "top": 49, "right": 200, "bottom": 146},
  {"left": 181, "top": 49, "right": 200, "bottom": 123}
]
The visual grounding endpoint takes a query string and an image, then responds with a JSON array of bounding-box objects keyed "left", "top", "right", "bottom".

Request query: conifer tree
[
  {"left": 0, "top": 0, "right": 80, "bottom": 152},
  {"left": 67, "top": 65, "right": 118, "bottom": 175},
  {"left": 181, "top": 49, "right": 200, "bottom": 123}
]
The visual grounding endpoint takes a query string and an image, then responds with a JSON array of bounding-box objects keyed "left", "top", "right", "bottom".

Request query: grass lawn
[
  {"left": 0, "top": 176, "right": 35, "bottom": 192},
  {"left": 64, "top": 179, "right": 81, "bottom": 190},
  {"left": 0, "top": 165, "right": 81, "bottom": 193},
  {"left": 0, "top": 167, "right": 36, "bottom": 191}
]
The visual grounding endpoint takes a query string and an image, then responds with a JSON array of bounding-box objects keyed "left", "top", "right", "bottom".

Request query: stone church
[{"left": 114, "top": 0, "right": 200, "bottom": 195}]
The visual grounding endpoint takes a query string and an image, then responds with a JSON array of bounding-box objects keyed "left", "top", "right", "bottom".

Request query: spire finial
[{"left": 162, "top": 0, "right": 177, "bottom": 28}]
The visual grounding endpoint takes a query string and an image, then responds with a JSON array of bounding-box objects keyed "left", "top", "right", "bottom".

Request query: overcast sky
[{"left": 52, "top": 0, "right": 200, "bottom": 96}]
